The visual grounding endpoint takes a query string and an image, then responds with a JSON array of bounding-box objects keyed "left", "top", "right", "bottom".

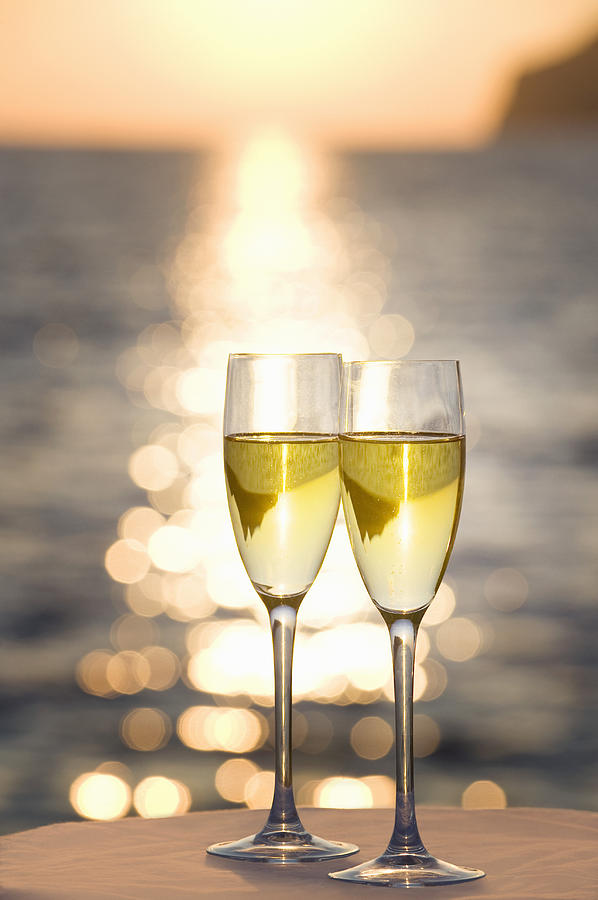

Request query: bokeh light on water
[
  {"left": 140, "top": 646, "right": 181, "bottom": 691},
  {"left": 315, "top": 777, "right": 374, "bottom": 809},
  {"left": 244, "top": 771, "right": 277, "bottom": 810},
  {"left": 177, "top": 706, "right": 268, "bottom": 753},
  {"left": 350, "top": 716, "right": 394, "bottom": 760},
  {"left": 104, "top": 539, "right": 150, "bottom": 585},
  {"left": 214, "top": 759, "right": 260, "bottom": 803},
  {"left": 5, "top": 101, "right": 596, "bottom": 837},
  {"left": 133, "top": 776, "right": 191, "bottom": 818},
  {"left": 128, "top": 445, "right": 179, "bottom": 492},
  {"left": 462, "top": 780, "right": 507, "bottom": 810},
  {"left": 70, "top": 773, "right": 131, "bottom": 821},
  {"left": 423, "top": 583, "right": 456, "bottom": 625},
  {"left": 67, "top": 129, "right": 470, "bottom": 820},
  {"left": 435, "top": 617, "right": 483, "bottom": 663},
  {"left": 59, "top": 126, "right": 597, "bottom": 824},
  {"left": 413, "top": 714, "right": 441, "bottom": 758},
  {"left": 120, "top": 708, "right": 172, "bottom": 751}
]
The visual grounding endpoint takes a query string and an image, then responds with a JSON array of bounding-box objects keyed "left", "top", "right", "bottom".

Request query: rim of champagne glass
[
  {"left": 228, "top": 352, "right": 342, "bottom": 359},
  {"left": 344, "top": 359, "right": 459, "bottom": 366},
  {"left": 341, "top": 358, "right": 464, "bottom": 435}
]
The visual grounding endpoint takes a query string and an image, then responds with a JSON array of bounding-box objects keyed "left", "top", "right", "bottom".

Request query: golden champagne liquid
[
  {"left": 224, "top": 433, "right": 339, "bottom": 609},
  {"left": 340, "top": 432, "right": 465, "bottom": 614}
]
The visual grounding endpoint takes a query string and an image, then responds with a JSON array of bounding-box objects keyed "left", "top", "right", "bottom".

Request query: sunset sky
[{"left": 2, "top": 0, "right": 598, "bottom": 148}]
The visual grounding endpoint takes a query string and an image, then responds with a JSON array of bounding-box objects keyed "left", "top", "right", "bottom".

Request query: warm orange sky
[{"left": 2, "top": 0, "right": 597, "bottom": 148}]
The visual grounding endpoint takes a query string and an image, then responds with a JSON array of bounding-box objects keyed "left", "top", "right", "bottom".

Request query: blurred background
[{"left": 1, "top": 0, "right": 597, "bottom": 832}]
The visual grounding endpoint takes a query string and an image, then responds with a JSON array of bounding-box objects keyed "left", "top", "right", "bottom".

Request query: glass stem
[
  {"left": 386, "top": 615, "right": 425, "bottom": 855},
  {"left": 265, "top": 603, "right": 301, "bottom": 830}
]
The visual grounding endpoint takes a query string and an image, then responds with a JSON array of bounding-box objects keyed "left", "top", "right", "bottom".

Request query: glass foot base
[
  {"left": 207, "top": 826, "right": 359, "bottom": 864},
  {"left": 329, "top": 850, "right": 485, "bottom": 887}
]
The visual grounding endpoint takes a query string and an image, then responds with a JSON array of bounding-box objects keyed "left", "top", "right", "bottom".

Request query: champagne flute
[
  {"left": 207, "top": 353, "right": 358, "bottom": 863},
  {"left": 330, "top": 360, "right": 484, "bottom": 887}
]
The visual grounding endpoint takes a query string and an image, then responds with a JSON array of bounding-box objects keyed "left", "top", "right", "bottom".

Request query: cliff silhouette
[{"left": 499, "top": 33, "right": 598, "bottom": 133}]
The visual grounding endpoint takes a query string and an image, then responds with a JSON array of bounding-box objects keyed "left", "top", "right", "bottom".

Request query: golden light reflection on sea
[{"left": 71, "top": 128, "right": 489, "bottom": 821}]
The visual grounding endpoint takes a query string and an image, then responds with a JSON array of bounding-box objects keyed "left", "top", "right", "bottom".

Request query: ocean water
[{"left": 0, "top": 139, "right": 596, "bottom": 834}]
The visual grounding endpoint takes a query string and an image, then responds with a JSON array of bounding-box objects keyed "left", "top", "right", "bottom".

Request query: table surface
[{"left": 2, "top": 806, "right": 597, "bottom": 899}]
